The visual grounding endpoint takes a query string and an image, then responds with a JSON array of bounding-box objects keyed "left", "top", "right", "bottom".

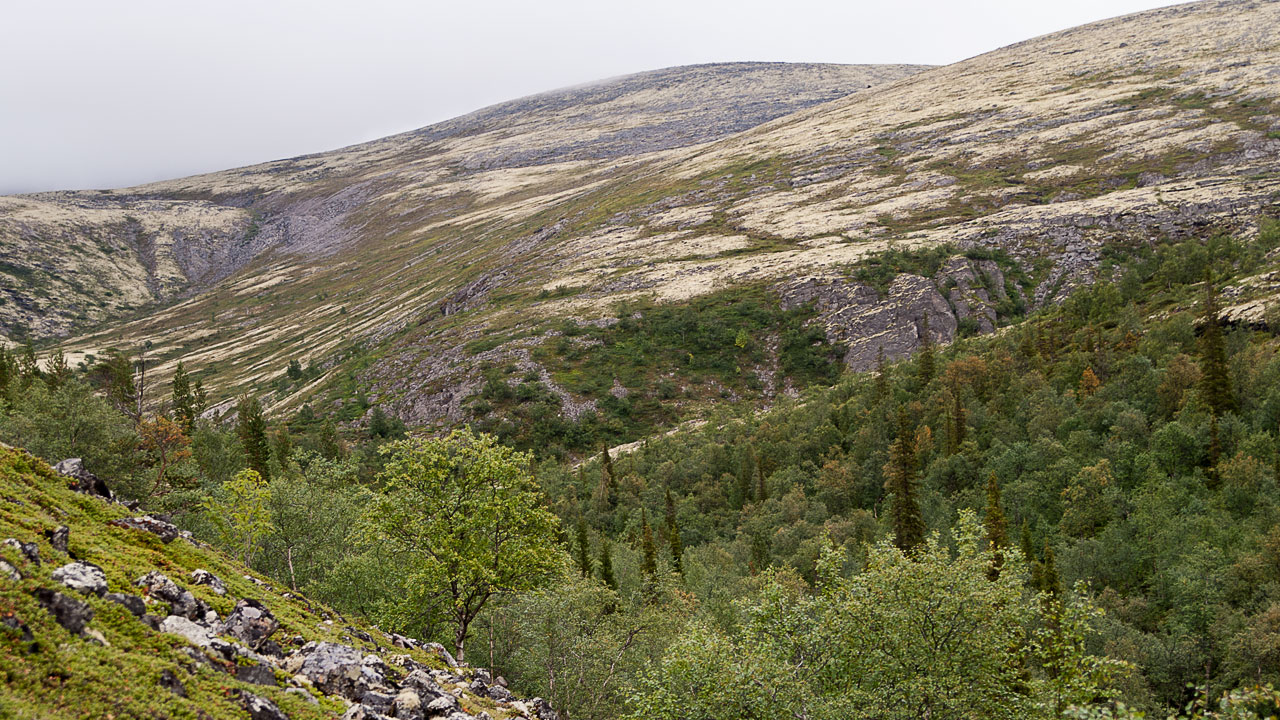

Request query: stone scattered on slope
[
  {"left": 110, "top": 515, "right": 187, "bottom": 543},
  {"left": 159, "top": 668, "right": 187, "bottom": 698},
  {"left": 239, "top": 691, "right": 290, "bottom": 720},
  {"left": 53, "top": 458, "right": 113, "bottom": 500},
  {"left": 219, "top": 598, "right": 278, "bottom": 649},
  {"left": 31, "top": 588, "right": 93, "bottom": 635},
  {"left": 104, "top": 592, "right": 146, "bottom": 617},
  {"left": 3, "top": 538, "right": 40, "bottom": 565},
  {"left": 44, "top": 525, "right": 69, "bottom": 554},
  {"left": 135, "top": 570, "right": 211, "bottom": 621},
  {"left": 159, "top": 615, "right": 215, "bottom": 648},
  {"left": 51, "top": 561, "right": 108, "bottom": 597},
  {"left": 190, "top": 568, "right": 227, "bottom": 595}
]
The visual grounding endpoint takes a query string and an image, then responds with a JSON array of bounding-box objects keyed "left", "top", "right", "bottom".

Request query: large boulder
[
  {"left": 51, "top": 562, "right": 107, "bottom": 597},
  {"left": 159, "top": 615, "right": 215, "bottom": 648},
  {"left": 53, "top": 458, "right": 113, "bottom": 500}
]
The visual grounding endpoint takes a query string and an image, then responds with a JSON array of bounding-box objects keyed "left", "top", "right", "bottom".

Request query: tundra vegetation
[{"left": 7, "top": 220, "right": 1280, "bottom": 718}]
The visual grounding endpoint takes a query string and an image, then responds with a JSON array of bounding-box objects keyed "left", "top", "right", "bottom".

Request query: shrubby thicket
[{"left": 3, "top": 218, "right": 1280, "bottom": 717}]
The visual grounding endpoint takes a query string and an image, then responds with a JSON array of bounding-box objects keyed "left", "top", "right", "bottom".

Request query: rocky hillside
[
  {"left": 0, "top": 446, "right": 556, "bottom": 720},
  {"left": 0, "top": 63, "right": 923, "bottom": 341},
  {"left": 5, "top": 0, "right": 1280, "bottom": 439}
]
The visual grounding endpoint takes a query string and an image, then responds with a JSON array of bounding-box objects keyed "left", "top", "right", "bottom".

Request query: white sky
[{"left": 0, "top": 0, "right": 1180, "bottom": 195}]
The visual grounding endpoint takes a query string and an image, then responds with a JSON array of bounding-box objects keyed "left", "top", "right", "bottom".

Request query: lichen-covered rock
[
  {"left": 285, "top": 641, "right": 385, "bottom": 701},
  {"left": 236, "top": 662, "right": 279, "bottom": 687},
  {"left": 239, "top": 691, "right": 290, "bottom": 720},
  {"left": 219, "top": 598, "right": 278, "bottom": 648},
  {"left": 135, "top": 571, "right": 206, "bottom": 620},
  {"left": 110, "top": 515, "right": 186, "bottom": 543},
  {"left": 51, "top": 561, "right": 108, "bottom": 597},
  {"left": 190, "top": 568, "right": 226, "bottom": 595},
  {"left": 3, "top": 538, "right": 40, "bottom": 565},
  {"left": 159, "top": 615, "right": 214, "bottom": 648}
]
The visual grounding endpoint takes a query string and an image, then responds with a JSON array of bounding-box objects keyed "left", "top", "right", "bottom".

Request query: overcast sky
[{"left": 0, "top": 0, "right": 1180, "bottom": 195}]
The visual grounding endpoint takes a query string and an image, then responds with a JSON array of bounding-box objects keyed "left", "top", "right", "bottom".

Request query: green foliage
[
  {"left": 236, "top": 395, "right": 271, "bottom": 481},
  {"left": 204, "top": 468, "right": 271, "bottom": 568},
  {"left": 627, "top": 514, "right": 1124, "bottom": 720},
  {"left": 0, "top": 379, "right": 138, "bottom": 482},
  {"left": 355, "top": 429, "right": 562, "bottom": 660}
]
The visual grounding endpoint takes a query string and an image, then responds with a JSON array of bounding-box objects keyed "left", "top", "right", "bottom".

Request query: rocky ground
[{"left": 0, "top": 447, "right": 557, "bottom": 720}]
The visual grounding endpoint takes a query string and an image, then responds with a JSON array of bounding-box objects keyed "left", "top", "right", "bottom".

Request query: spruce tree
[
  {"left": 1199, "top": 280, "right": 1235, "bottom": 415},
  {"left": 917, "top": 314, "right": 936, "bottom": 387},
  {"left": 874, "top": 346, "right": 889, "bottom": 401},
  {"left": 172, "top": 361, "right": 197, "bottom": 433},
  {"left": 0, "top": 346, "right": 11, "bottom": 396},
  {"left": 17, "top": 340, "right": 39, "bottom": 382},
  {"left": 884, "top": 408, "right": 926, "bottom": 553},
  {"left": 1041, "top": 543, "right": 1062, "bottom": 596},
  {"left": 664, "top": 489, "right": 683, "bottom": 575},
  {"left": 598, "top": 537, "right": 617, "bottom": 592},
  {"left": 640, "top": 508, "right": 658, "bottom": 579},
  {"left": 575, "top": 517, "right": 592, "bottom": 578},
  {"left": 236, "top": 396, "right": 272, "bottom": 482},
  {"left": 44, "top": 350, "right": 70, "bottom": 388},
  {"left": 754, "top": 458, "right": 769, "bottom": 503},
  {"left": 984, "top": 473, "right": 1008, "bottom": 580},
  {"left": 947, "top": 383, "right": 967, "bottom": 455}
]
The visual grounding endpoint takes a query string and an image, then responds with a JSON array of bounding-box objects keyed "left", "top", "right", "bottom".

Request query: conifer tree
[
  {"left": 236, "top": 396, "right": 272, "bottom": 482},
  {"left": 44, "top": 350, "right": 71, "bottom": 388},
  {"left": 17, "top": 340, "right": 39, "bottom": 382},
  {"left": 755, "top": 459, "right": 769, "bottom": 503},
  {"left": 172, "top": 361, "right": 197, "bottom": 433},
  {"left": 575, "top": 517, "right": 592, "bottom": 578},
  {"left": 598, "top": 536, "right": 617, "bottom": 592},
  {"left": 918, "top": 314, "right": 936, "bottom": 386},
  {"left": 1208, "top": 413, "right": 1222, "bottom": 488},
  {"left": 984, "top": 473, "right": 1008, "bottom": 580},
  {"left": 1041, "top": 542, "right": 1062, "bottom": 596},
  {"left": 640, "top": 508, "right": 658, "bottom": 579},
  {"left": 884, "top": 408, "right": 926, "bottom": 553},
  {"left": 874, "top": 346, "right": 889, "bottom": 401},
  {"left": 1199, "top": 280, "right": 1235, "bottom": 415},
  {"left": 947, "top": 382, "right": 967, "bottom": 455},
  {"left": 664, "top": 489, "right": 683, "bottom": 575},
  {"left": 0, "top": 346, "right": 11, "bottom": 396}
]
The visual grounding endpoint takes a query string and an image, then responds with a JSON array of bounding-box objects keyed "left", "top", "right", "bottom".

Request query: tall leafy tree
[
  {"left": 237, "top": 395, "right": 272, "bottom": 482},
  {"left": 884, "top": 408, "right": 926, "bottom": 553},
  {"left": 359, "top": 429, "right": 561, "bottom": 661}
]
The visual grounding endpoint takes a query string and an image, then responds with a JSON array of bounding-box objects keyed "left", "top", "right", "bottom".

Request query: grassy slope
[{"left": 0, "top": 447, "right": 510, "bottom": 720}]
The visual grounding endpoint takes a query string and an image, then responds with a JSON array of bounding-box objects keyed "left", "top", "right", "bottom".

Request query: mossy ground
[{"left": 0, "top": 448, "right": 453, "bottom": 719}]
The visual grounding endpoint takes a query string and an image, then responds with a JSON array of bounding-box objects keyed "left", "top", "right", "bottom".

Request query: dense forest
[{"left": 5, "top": 218, "right": 1280, "bottom": 718}]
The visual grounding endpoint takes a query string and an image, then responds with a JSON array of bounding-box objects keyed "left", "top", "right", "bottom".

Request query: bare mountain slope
[
  {"left": 7, "top": 0, "right": 1280, "bottom": 436},
  {"left": 0, "top": 62, "right": 924, "bottom": 339}
]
